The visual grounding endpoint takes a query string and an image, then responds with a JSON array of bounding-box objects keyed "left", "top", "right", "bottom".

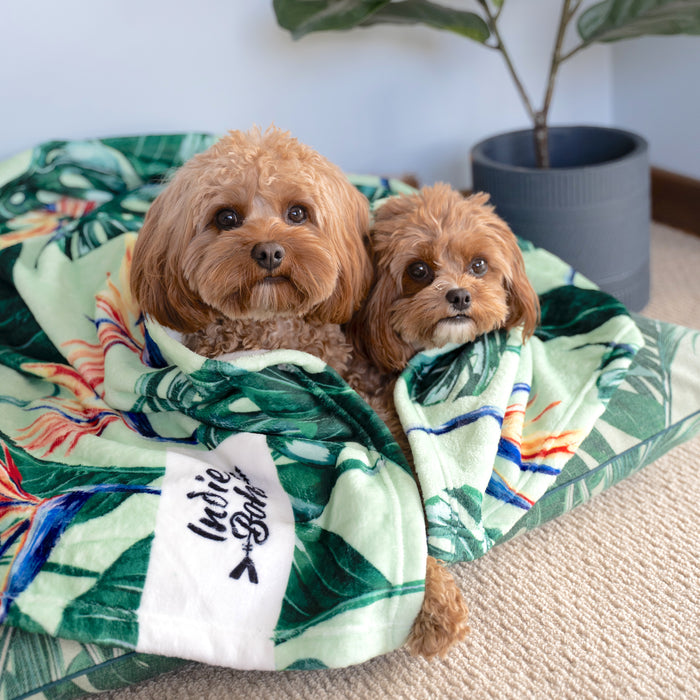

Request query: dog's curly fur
[
  {"left": 130, "top": 126, "right": 372, "bottom": 372},
  {"left": 347, "top": 183, "right": 541, "bottom": 659},
  {"left": 405, "top": 556, "right": 471, "bottom": 660}
]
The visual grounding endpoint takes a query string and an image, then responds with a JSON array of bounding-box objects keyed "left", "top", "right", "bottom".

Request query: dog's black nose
[
  {"left": 251, "top": 242, "right": 285, "bottom": 271},
  {"left": 446, "top": 288, "right": 471, "bottom": 311}
]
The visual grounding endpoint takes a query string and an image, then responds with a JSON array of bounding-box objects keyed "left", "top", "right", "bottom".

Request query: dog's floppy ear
[
  {"left": 493, "top": 216, "right": 540, "bottom": 341},
  {"left": 347, "top": 193, "right": 424, "bottom": 372},
  {"left": 347, "top": 267, "right": 415, "bottom": 373},
  {"left": 347, "top": 214, "right": 418, "bottom": 373},
  {"left": 130, "top": 164, "right": 214, "bottom": 333},
  {"left": 468, "top": 191, "right": 540, "bottom": 341},
  {"left": 310, "top": 176, "right": 374, "bottom": 324},
  {"left": 504, "top": 247, "right": 540, "bottom": 341}
]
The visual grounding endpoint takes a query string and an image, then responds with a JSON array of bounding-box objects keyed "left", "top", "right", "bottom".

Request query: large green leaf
[
  {"left": 361, "top": 1, "right": 490, "bottom": 41},
  {"left": 603, "top": 387, "right": 667, "bottom": 439},
  {"left": 0, "top": 623, "right": 184, "bottom": 700},
  {"left": 274, "top": 523, "right": 422, "bottom": 643},
  {"left": 270, "top": 435, "right": 394, "bottom": 522},
  {"left": 100, "top": 134, "right": 218, "bottom": 181},
  {"left": 0, "top": 245, "right": 65, "bottom": 368},
  {"left": 425, "top": 487, "right": 502, "bottom": 563},
  {"left": 273, "top": 0, "right": 489, "bottom": 42},
  {"left": 56, "top": 536, "right": 153, "bottom": 648},
  {"left": 536, "top": 286, "right": 630, "bottom": 341},
  {"left": 59, "top": 185, "right": 158, "bottom": 261},
  {"left": 74, "top": 651, "right": 184, "bottom": 696},
  {"left": 274, "top": 0, "right": 391, "bottom": 38},
  {"left": 554, "top": 425, "right": 617, "bottom": 486},
  {"left": 0, "top": 625, "right": 69, "bottom": 700},
  {"left": 614, "top": 316, "right": 698, "bottom": 429},
  {"left": 404, "top": 330, "right": 509, "bottom": 407},
  {"left": 578, "top": 0, "right": 700, "bottom": 43}
]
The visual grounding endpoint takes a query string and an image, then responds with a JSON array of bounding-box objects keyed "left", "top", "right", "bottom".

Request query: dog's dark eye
[
  {"left": 215, "top": 208, "right": 243, "bottom": 230},
  {"left": 407, "top": 261, "right": 434, "bottom": 284},
  {"left": 469, "top": 258, "right": 488, "bottom": 276},
  {"left": 286, "top": 204, "right": 308, "bottom": 225}
]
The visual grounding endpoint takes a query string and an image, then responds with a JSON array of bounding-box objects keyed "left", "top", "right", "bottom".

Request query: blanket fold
[
  {"left": 397, "top": 269, "right": 643, "bottom": 562},
  {"left": 0, "top": 135, "right": 642, "bottom": 670}
]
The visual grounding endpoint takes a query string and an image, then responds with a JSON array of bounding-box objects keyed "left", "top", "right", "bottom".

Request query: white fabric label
[{"left": 136, "top": 433, "right": 295, "bottom": 669}]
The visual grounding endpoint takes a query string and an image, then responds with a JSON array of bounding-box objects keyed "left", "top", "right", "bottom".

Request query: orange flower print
[
  {"left": 500, "top": 386, "right": 584, "bottom": 473},
  {"left": 13, "top": 240, "right": 148, "bottom": 457},
  {"left": 1, "top": 198, "right": 95, "bottom": 250},
  {"left": 62, "top": 238, "right": 144, "bottom": 395},
  {"left": 489, "top": 383, "right": 585, "bottom": 509},
  {"left": 15, "top": 362, "right": 121, "bottom": 457}
]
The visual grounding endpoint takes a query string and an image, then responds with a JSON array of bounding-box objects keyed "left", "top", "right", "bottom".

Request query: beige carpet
[{"left": 102, "top": 223, "right": 700, "bottom": 700}]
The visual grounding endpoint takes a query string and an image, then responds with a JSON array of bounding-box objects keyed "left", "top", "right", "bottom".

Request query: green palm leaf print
[{"left": 274, "top": 524, "right": 423, "bottom": 644}]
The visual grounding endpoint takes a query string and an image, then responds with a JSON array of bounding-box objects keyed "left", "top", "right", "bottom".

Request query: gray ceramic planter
[{"left": 471, "top": 126, "right": 650, "bottom": 311}]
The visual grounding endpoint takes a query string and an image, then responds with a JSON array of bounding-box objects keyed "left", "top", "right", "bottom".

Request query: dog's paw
[{"left": 405, "top": 556, "right": 470, "bottom": 660}]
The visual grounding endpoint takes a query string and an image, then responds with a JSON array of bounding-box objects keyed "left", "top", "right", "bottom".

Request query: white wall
[
  {"left": 2, "top": 0, "right": 613, "bottom": 190},
  {"left": 613, "top": 36, "right": 700, "bottom": 181}
]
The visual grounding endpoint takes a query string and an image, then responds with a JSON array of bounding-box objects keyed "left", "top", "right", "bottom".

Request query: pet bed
[{"left": 0, "top": 136, "right": 698, "bottom": 699}]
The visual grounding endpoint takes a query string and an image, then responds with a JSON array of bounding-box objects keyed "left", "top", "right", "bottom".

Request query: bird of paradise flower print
[
  {"left": 0, "top": 441, "right": 160, "bottom": 622},
  {"left": 14, "top": 362, "right": 123, "bottom": 456},
  {"left": 0, "top": 197, "right": 96, "bottom": 250},
  {"left": 60, "top": 237, "right": 146, "bottom": 395},
  {"left": 409, "top": 381, "right": 587, "bottom": 512},
  {"left": 8, "top": 239, "right": 166, "bottom": 458},
  {"left": 498, "top": 383, "right": 586, "bottom": 484},
  {"left": 491, "top": 381, "right": 586, "bottom": 509}
]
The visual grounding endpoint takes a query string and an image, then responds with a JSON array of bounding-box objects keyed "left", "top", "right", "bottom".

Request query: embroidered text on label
[{"left": 186, "top": 466, "right": 269, "bottom": 584}]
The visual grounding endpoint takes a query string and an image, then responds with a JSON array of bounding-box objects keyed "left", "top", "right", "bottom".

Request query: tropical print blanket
[{"left": 0, "top": 135, "right": 642, "bottom": 670}]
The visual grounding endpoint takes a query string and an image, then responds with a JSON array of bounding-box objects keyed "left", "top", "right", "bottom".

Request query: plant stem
[
  {"left": 478, "top": 0, "right": 536, "bottom": 124},
  {"left": 559, "top": 39, "right": 589, "bottom": 64},
  {"left": 533, "top": 0, "right": 576, "bottom": 167},
  {"left": 482, "top": 0, "right": 581, "bottom": 168},
  {"left": 558, "top": 0, "right": 587, "bottom": 62}
]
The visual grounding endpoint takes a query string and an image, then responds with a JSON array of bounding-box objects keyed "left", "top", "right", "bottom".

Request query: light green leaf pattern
[
  {"left": 0, "top": 624, "right": 183, "bottom": 700},
  {"left": 507, "top": 315, "right": 700, "bottom": 541}
]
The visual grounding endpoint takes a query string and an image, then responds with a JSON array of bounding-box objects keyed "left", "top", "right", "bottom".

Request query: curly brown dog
[{"left": 347, "top": 183, "right": 540, "bottom": 659}]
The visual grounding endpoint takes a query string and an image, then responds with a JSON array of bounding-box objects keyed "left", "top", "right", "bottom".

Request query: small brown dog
[
  {"left": 348, "top": 183, "right": 541, "bottom": 659},
  {"left": 130, "top": 126, "right": 372, "bottom": 373}
]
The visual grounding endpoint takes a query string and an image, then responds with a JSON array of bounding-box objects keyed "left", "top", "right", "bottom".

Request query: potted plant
[{"left": 273, "top": 0, "right": 700, "bottom": 311}]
